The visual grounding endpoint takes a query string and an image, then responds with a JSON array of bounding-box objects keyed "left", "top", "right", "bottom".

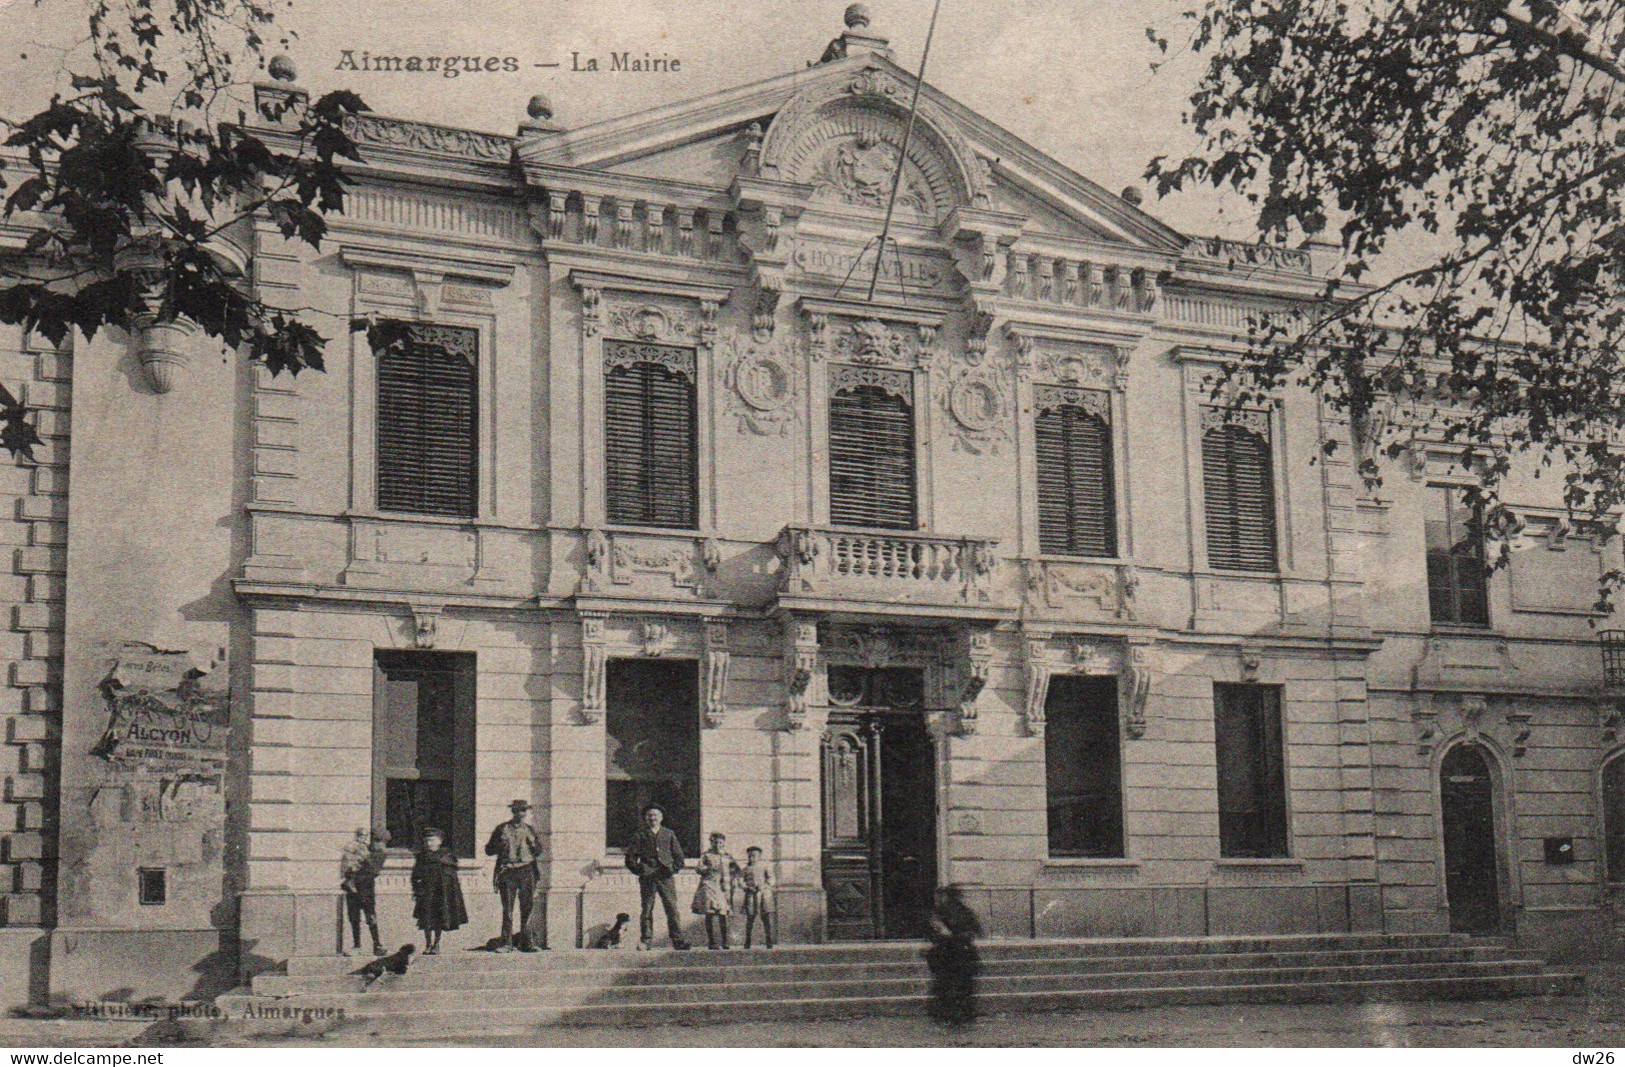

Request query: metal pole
[{"left": 866, "top": 0, "right": 943, "bottom": 303}]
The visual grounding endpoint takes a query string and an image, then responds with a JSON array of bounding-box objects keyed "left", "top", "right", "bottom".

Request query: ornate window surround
[
  {"left": 1174, "top": 347, "right": 1296, "bottom": 578},
  {"left": 1006, "top": 321, "right": 1138, "bottom": 564},
  {"left": 799, "top": 297, "right": 945, "bottom": 531},
  {"left": 342, "top": 243, "right": 513, "bottom": 523},
  {"left": 570, "top": 269, "right": 731, "bottom": 533}
]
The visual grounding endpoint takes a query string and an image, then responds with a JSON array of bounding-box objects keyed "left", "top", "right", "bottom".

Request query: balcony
[
  {"left": 1604, "top": 630, "right": 1625, "bottom": 691},
  {"left": 774, "top": 526, "right": 1010, "bottom": 619}
]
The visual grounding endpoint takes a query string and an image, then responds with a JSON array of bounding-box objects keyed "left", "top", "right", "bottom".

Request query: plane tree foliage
[{"left": 1150, "top": 0, "right": 1625, "bottom": 605}]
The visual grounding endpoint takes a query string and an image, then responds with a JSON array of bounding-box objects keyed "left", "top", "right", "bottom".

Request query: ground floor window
[
  {"left": 1044, "top": 675, "right": 1125, "bottom": 859},
  {"left": 373, "top": 650, "right": 476, "bottom": 855},
  {"left": 1214, "top": 682, "right": 1288, "bottom": 858},
  {"left": 606, "top": 659, "right": 700, "bottom": 856}
]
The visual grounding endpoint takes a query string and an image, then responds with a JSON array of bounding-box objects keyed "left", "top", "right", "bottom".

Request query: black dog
[
  {"left": 356, "top": 943, "right": 415, "bottom": 983},
  {"left": 594, "top": 913, "right": 631, "bottom": 949}
]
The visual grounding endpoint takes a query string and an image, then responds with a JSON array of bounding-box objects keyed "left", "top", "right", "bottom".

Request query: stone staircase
[{"left": 209, "top": 932, "right": 1583, "bottom": 1039}]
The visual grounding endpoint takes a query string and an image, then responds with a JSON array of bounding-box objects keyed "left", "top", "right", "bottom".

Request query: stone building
[{"left": 0, "top": 6, "right": 1620, "bottom": 1004}]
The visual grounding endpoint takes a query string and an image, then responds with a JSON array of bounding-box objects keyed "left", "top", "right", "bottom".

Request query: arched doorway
[
  {"left": 1441, "top": 744, "right": 1502, "bottom": 933},
  {"left": 1603, "top": 755, "right": 1625, "bottom": 886}
]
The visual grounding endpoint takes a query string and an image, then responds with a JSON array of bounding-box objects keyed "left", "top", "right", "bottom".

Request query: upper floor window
[
  {"left": 829, "top": 366, "right": 916, "bottom": 530},
  {"left": 1035, "top": 386, "right": 1117, "bottom": 557},
  {"left": 1201, "top": 408, "right": 1277, "bottom": 572},
  {"left": 1425, "top": 484, "right": 1489, "bottom": 626},
  {"left": 376, "top": 322, "right": 478, "bottom": 518},
  {"left": 604, "top": 341, "right": 698, "bottom": 529}
]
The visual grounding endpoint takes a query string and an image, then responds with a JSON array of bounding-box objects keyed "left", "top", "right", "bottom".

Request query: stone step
[
  {"left": 211, "top": 971, "right": 1584, "bottom": 1039},
  {"left": 242, "top": 959, "right": 1552, "bottom": 1011},
  {"left": 253, "top": 945, "right": 1518, "bottom": 996},
  {"left": 282, "top": 932, "right": 1472, "bottom": 976}
]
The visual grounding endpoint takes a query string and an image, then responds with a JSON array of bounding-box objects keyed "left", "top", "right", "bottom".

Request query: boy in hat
[
  {"left": 484, "top": 799, "right": 541, "bottom": 952},
  {"left": 339, "top": 826, "right": 389, "bottom": 956},
  {"left": 737, "top": 845, "right": 776, "bottom": 949}
]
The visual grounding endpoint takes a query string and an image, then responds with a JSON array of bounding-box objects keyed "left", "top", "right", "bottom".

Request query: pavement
[{"left": 5, "top": 964, "right": 1624, "bottom": 1048}]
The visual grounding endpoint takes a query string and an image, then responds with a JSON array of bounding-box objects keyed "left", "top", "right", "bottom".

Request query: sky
[{"left": 0, "top": 0, "right": 1255, "bottom": 238}]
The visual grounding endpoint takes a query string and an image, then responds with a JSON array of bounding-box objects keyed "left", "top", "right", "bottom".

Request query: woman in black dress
[
  {"left": 925, "top": 884, "right": 983, "bottom": 1028},
  {"left": 410, "top": 827, "right": 468, "bottom": 955}
]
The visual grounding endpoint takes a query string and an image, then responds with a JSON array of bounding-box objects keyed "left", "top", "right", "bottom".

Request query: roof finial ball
[
  {"left": 267, "top": 55, "right": 297, "bottom": 82},
  {"left": 527, "top": 93, "right": 554, "bottom": 122},
  {"left": 845, "top": 3, "right": 873, "bottom": 30}
]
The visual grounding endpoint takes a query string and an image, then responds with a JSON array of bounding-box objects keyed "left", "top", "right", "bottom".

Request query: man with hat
[
  {"left": 484, "top": 799, "right": 541, "bottom": 952},
  {"left": 625, "top": 803, "right": 691, "bottom": 951}
]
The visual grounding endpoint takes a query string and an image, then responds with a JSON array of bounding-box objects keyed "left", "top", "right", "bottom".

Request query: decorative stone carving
[
  {"left": 1600, "top": 699, "right": 1621, "bottom": 744},
  {"left": 604, "top": 300, "right": 702, "bottom": 346},
  {"left": 783, "top": 616, "right": 820, "bottom": 731},
  {"left": 604, "top": 339, "right": 697, "bottom": 383},
  {"left": 941, "top": 352, "right": 1012, "bottom": 455},
  {"left": 583, "top": 528, "right": 610, "bottom": 593},
  {"left": 1022, "top": 634, "right": 1052, "bottom": 737},
  {"left": 641, "top": 621, "right": 673, "bottom": 658},
  {"left": 1121, "top": 641, "right": 1156, "bottom": 739},
  {"left": 1239, "top": 646, "right": 1262, "bottom": 683},
  {"left": 580, "top": 612, "right": 608, "bottom": 724},
  {"left": 703, "top": 621, "right": 730, "bottom": 728},
  {"left": 607, "top": 533, "right": 705, "bottom": 595},
  {"left": 1026, "top": 561, "right": 1131, "bottom": 614},
  {"left": 954, "top": 628, "right": 994, "bottom": 737},
  {"left": 823, "top": 624, "right": 941, "bottom": 669},
  {"left": 812, "top": 136, "right": 931, "bottom": 215},
  {"left": 342, "top": 114, "right": 513, "bottom": 162},
  {"left": 1031, "top": 344, "right": 1120, "bottom": 392},
  {"left": 1186, "top": 236, "right": 1313, "bottom": 274},
  {"left": 1032, "top": 384, "right": 1110, "bottom": 421},
  {"left": 579, "top": 284, "right": 602, "bottom": 337},
  {"left": 410, "top": 606, "right": 441, "bottom": 649},
  {"left": 1505, "top": 708, "right": 1533, "bottom": 757},
  {"left": 829, "top": 364, "right": 912, "bottom": 402},
  {"left": 1412, "top": 700, "right": 1440, "bottom": 757},
  {"left": 1200, "top": 405, "right": 1272, "bottom": 437},
  {"left": 719, "top": 332, "right": 800, "bottom": 436},
  {"left": 839, "top": 319, "right": 906, "bottom": 364}
]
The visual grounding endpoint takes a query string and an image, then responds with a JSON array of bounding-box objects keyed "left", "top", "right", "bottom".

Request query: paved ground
[{"left": 9, "top": 964, "right": 1625, "bottom": 1048}]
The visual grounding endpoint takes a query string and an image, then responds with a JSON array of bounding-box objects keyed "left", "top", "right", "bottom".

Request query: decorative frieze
[
  {"left": 342, "top": 114, "right": 513, "bottom": 163},
  {"left": 830, "top": 364, "right": 912, "bottom": 402},
  {"left": 603, "top": 339, "right": 696, "bottom": 382}
]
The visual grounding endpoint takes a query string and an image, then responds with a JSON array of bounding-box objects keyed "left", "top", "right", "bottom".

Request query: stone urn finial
[
  {"left": 268, "top": 55, "right": 297, "bottom": 82},
  {"left": 845, "top": 3, "right": 872, "bottom": 29}
]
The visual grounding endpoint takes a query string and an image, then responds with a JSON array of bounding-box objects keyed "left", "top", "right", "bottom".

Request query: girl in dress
[
  {"left": 692, "top": 831, "right": 736, "bottom": 950},
  {"left": 737, "top": 845, "right": 776, "bottom": 949},
  {"left": 410, "top": 827, "right": 468, "bottom": 955}
]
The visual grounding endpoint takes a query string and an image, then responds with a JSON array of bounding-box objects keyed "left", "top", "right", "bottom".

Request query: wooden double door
[
  {"left": 1441, "top": 744, "right": 1501, "bottom": 934},
  {"left": 821, "top": 668, "right": 937, "bottom": 940}
]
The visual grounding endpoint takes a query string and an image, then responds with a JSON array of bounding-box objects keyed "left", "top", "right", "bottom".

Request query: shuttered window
[
  {"left": 1201, "top": 412, "right": 1277, "bottom": 572},
  {"left": 1035, "top": 388, "right": 1116, "bottom": 557},
  {"left": 1425, "top": 485, "right": 1490, "bottom": 626},
  {"left": 604, "top": 341, "right": 698, "bottom": 529},
  {"left": 376, "top": 323, "right": 478, "bottom": 518},
  {"left": 1214, "top": 682, "right": 1289, "bottom": 859},
  {"left": 829, "top": 369, "right": 916, "bottom": 530}
]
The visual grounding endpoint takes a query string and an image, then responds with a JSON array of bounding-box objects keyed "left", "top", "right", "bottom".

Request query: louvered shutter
[
  {"left": 376, "top": 324, "right": 478, "bottom": 518},
  {"left": 829, "top": 381, "right": 917, "bottom": 530},
  {"left": 1202, "top": 420, "right": 1278, "bottom": 571},
  {"left": 1035, "top": 401, "right": 1116, "bottom": 557},
  {"left": 604, "top": 344, "right": 697, "bottom": 529}
]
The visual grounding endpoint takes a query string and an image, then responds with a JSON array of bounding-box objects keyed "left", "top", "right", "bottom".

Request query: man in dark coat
[
  {"left": 484, "top": 799, "right": 541, "bottom": 952},
  {"left": 625, "top": 804, "right": 691, "bottom": 950}
]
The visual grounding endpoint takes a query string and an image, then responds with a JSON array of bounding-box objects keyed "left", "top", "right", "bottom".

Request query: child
[
  {"left": 737, "top": 845, "right": 776, "bottom": 949},
  {"left": 410, "top": 827, "right": 468, "bottom": 955},
  {"left": 339, "top": 826, "right": 389, "bottom": 957},
  {"left": 691, "top": 831, "right": 736, "bottom": 950}
]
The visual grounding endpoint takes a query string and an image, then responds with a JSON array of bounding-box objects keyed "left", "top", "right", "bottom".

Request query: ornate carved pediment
[{"left": 758, "top": 61, "right": 989, "bottom": 220}]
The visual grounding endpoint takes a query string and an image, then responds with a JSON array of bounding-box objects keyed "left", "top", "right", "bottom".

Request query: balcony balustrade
[{"left": 775, "top": 525, "right": 1002, "bottom": 612}]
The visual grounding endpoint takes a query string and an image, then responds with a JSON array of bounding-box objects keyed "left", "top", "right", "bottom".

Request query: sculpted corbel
[
  {"left": 1122, "top": 640, "right": 1156, "bottom": 740},
  {"left": 955, "top": 627, "right": 995, "bottom": 737},
  {"left": 1022, "top": 632, "right": 1052, "bottom": 737},
  {"left": 782, "top": 615, "right": 820, "bottom": 731},
  {"left": 580, "top": 611, "right": 609, "bottom": 725},
  {"left": 702, "top": 621, "right": 730, "bottom": 728}
]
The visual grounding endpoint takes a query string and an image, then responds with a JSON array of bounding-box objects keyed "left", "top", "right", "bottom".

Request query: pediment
[{"left": 518, "top": 53, "right": 1186, "bottom": 255}]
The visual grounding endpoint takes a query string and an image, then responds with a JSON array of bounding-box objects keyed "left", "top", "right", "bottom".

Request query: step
[
  {"left": 253, "top": 945, "right": 1519, "bottom": 996},
  {"left": 280, "top": 932, "right": 1473, "bottom": 976},
  {"left": 244, "top": 959, "right": 1553, "bottom": 1011},
  {"left": 211, "top": 971, "right": 1584, "bottom": 1039}
]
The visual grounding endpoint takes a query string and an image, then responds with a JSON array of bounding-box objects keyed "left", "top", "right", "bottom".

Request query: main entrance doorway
[
  {"left": 821, "top": 666, "right": 937, "bottom": 940},
  {"left": 1441, "top": 744, "right": 1501, "bottom": 933}
]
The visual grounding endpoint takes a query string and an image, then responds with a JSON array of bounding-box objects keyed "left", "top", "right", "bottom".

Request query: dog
[
  {"left": 594, "top": 912, "right": 631, "bottom": 949},
  {"left": 356, "top": 943, "right": 415, "bottom": 984}
]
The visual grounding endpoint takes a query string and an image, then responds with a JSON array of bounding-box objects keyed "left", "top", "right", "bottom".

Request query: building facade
[{"left": 0, "top": 10, "right": 1620, "bottom": 1004}]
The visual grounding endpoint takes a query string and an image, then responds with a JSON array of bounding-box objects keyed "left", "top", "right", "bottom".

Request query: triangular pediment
[{"left": 518, "top": 53, "right": 1186, "bottom": 255}]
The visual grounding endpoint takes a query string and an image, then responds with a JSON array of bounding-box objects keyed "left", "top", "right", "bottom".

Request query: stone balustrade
[
  {"left": 534, "top": 185, "right": 743, "bottom": 263},
  {"left": 775, "top": 525, "right": 1001, "bottom": 608},
  {"left": 1004, "top": 249, "right": 1160, "bottom": 313}
]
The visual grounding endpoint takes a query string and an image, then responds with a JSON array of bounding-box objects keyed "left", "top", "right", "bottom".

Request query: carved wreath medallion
[{"left": 718, "top": 331, "right": 800, "bottom": 436}]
